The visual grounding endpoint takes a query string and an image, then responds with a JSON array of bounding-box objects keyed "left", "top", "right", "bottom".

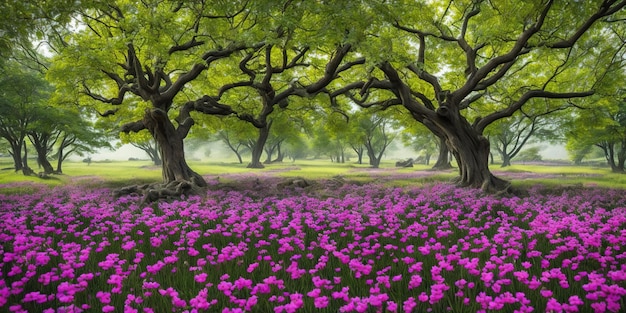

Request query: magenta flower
[
  {"left": 194, "top": 272, "right": 208, "bottom": 283},
  {"left": 314, "top": 296, "right": 329, "bottom": 308},
  {"left": 403, "top": 297, "right": 417, "bottom": 313}
]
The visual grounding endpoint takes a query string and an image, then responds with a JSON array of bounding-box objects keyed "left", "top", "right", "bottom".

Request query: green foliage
[{"left": 516, "top": 147, "right": 543, "bottom": 162}]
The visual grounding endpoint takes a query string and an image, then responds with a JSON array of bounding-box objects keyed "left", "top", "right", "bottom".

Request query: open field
[
  {"left": 1, "top": 158, "right": 625, "bottom": 312},
  {"left": 2, "top": 158, "right": 625, "bottom": 192}
]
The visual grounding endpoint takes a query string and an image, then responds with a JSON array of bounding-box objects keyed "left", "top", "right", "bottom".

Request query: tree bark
[
  {"left": 144, "top": 109, "right": 207, "bottom": 187},
  {"left": 501, "top": 153, "right": 511, "bottom": 167},
  {"left": 56, "top": 147, "right": 64, "bottom": 174},
  {"left": 21, "top": 141, "right": 33, "bottom": 176},
  {"left": 432, "top": 137, "right": 452, "bottom": 170},
  {"left": 30, "top": 135, "right": 54, "bottom": 174},
  {"left": 617, "top": 140, "right": 626, "bottom": 173},
  {"left": 444, "top": 124, "right": 510, "bottom": 192},
  {"left": 248, "top": 124, "right": 270, "bottom": 168},
  {"left": 427, "top": 103, "right": 510, "bottom": 193},
  {"left": 9, "top": 142, "right": 23, "bottom": 172},
  {"left": 263, "top": 143, "right": 275, "bottom": 164},
  {"left": 273, "top": 143, "right": 284, "bottom": 163}
]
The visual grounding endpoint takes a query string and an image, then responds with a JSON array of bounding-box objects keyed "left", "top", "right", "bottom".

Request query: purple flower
[{"left": 314, "top": 296, "right": 329, "bottom": 308}]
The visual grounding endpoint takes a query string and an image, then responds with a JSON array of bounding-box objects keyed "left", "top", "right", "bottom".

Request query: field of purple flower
[{"left": 1, "top": 175, "right": 625, "bottom": 313}]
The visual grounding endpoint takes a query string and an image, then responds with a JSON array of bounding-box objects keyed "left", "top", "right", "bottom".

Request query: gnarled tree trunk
[
  {"left": 435, "top": 107, "right": 510, "bottom": 193},
  {"left": 145, "top": 109, "right": 207, "bottom": 187}
]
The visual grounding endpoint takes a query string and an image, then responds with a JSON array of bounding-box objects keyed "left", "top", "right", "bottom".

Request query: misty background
[{"left": 86, "top": 141, "right": 570, "bottom": 163}]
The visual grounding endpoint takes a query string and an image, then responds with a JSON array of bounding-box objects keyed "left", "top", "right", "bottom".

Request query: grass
[{"left": 1, "top": 157, "right": 625, "bottom": 193}]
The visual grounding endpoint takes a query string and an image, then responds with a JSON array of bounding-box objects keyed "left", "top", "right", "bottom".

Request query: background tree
[
  {"left": 54, "top": 109, "right": 112, "bottom": 173},
  {"left": 214, "top": 119, "right": 256, "bottom": 164},
  {"left": 565, "top": 96, "right": 626, "bottom": 172},
  {"left": 401, "top": 124, "right": 440, "bottom": 165},
  {"left": 0, "top": 62, "right": 49, "bottom": 174},
  {"left": 0, "top": 0, "right": 82, "bottom": 64},
  {"left": 486, "top": 107, "right": 563, "bottom": 167},
  {"left": 329, "top": 0, "right": 625, "bottom": 191},
  {"left": 352, "top": 110, "right": 398, "bottom": 168}
]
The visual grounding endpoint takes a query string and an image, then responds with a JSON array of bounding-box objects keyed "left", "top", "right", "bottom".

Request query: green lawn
[{"left": 1, "top": 157, "right": 625, "bottom": 192}]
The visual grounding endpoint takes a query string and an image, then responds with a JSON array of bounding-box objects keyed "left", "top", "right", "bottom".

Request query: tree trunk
[
  {"left": 144, "top": 109, "right": 207, "bottom": 187},
  {"left": 604, "top": 144, "right": 620, "bottom": 172},
  {"left": 248, "top": 124, "right": 270, "bottom": 168},
  {"left": 30, "top": 137, "right": 54, "bottom": 174},
  {"left": 429, "top": 104, "right": 510, "bottom": 193},
  {"left": 224, "top": 140, "right": 244, "bottom": 164},
  {"left": 617, "top": 140, "right": 626, "bottom": 173},
  {"left": 273, "top": 143, "right": 284, "bottom": 163},
  {"left": 445, "top": 127, "right": 509, "bottom": 192},
  {"left": 56, "top": 147, "right": 64, "bottom": 174},
  {"left": 425, "top": 153, "right": 431, "bottom": 165},
  {"left": 370, "top": 156, "right": 381, "bottom": 168},
  {"left": 9, "top": 142, "right": 23, "bottom": 172},
  {"left": 432, "top": 138, "right": 452, "bottom": 170},
  {"left": 150, "top": 143, "right": 162, "bottom": 166},
  {"left": 501, "top": 153, "right": 511, "bottom": 167},
  {"left": 263, "top": 144, "right": 274, "bottom": 164},
  {"left": 21, "top": 141, "right": 34, "bottom": 176},
  {"left": 351, "top": 145, "right": 364, "bottom": 164}
]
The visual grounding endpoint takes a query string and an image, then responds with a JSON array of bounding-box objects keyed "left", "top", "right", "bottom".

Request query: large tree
[{"left": 329, "top": 0, "right": 625, "bottom": 192}]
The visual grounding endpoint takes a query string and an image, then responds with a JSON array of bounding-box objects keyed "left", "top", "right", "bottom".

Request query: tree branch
[
  {"left": 82, "top": 82, "right": 130, "bottom": 105},
  {"left": 305, "top": 44, "right": 353, "bottom": 93},
  {"left": 162, "top": 43, "right": 260, "bottom": 100},
  {"left": 475, "top": 89, "right": 594, "bottom": 133},
  {"left": 120, "top": 120, "right": 146, "bottom": 133},
  {"left": 379, "top": 62, "right": 437, "bottom": 118},
  {"left": 547, "top": 0, "right": 626, "bottom": 49},
  {"left": 168, "top": 37, "right": 205, "bottom": 54},
  {"left": 452, "top": 0, "right": 554, "bottom": 102}
]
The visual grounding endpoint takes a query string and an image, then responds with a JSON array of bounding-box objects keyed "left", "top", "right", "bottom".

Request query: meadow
[{"left": 1, "top": 159, "right": 625, "bottom": 312}]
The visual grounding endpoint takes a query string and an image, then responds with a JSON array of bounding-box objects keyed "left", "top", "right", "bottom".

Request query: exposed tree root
[{"left": 113, "top": 180, "right": 204, "bottom": 205}]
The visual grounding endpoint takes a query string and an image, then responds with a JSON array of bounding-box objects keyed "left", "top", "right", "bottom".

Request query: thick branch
[
  {"left": 82, "top": 82, "right": 130, "bottom": 105},
  {"left": 452, "top": 0, "right": 554, "bottom": 102},
  {"left": 127, "top": 44, "right": 150, "bottom": 92},
  {"left": 379, "top": 62, "right": 436, "bottom": 118},
  {"left": 458, "top": 5, "right": 481, "bottom": 77},
  {"left": 162, "top": 43, "right": 259, "bottom": 100},
  {"left": 305, "top": 44, "right": 353, "bottom": 93},
  {"left": 168, "top": 37, "right": 205, "bottom": 54},
  {"left": 475, "top": 90, "right": 594, "bottom": 133},
  {"left": 120, "top": 120, "right": 146, "bottom": 133},
  {"left": 217, "top": 81, "right": 255, "bottom": 99},
  {"left": 547, "top": 0, "right": 626, "bottom": 49}
]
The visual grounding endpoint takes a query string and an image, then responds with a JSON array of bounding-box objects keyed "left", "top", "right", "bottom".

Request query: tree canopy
[{"left": 30, "top": 0, "right": 626, "bottom": 197}]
